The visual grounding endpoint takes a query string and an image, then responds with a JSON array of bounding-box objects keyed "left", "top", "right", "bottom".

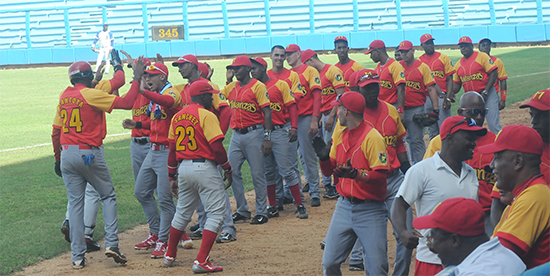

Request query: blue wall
[{"left": 0, "top": 0, "right": 548, "bottom": 65}]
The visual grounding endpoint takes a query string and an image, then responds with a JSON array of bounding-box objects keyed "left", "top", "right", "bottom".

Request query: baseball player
[
  {"left": 52, "top": 58, "right": 145, "bottom": 268},
  {"left": 315, "top": 92, "right": 390, "bottom": 276},
  {"left": 285, "top": 44, "right": 323, "bottom": 207},
  {"left": 365, "top": 39, "right": 406, "bottom": 122},
  {"left": 59, "top": 52, "right": 127, "bottom": 253},
  {"left": 128, "top": 62, "right": 182, "bottom": 258},
  {"left": 450, "top": 36, "right": 500, "bottom": 134},
  {"left": 424, "top": 92, "right": 497, "bottom": 236},
  {"left": 92, "top": 23, "right": 114, "bottom": 75},
  {"left": 397, "top": 40, "right": 440, "bottom": 164},
  {"left": 222, "top": 55, "right": 273, "bottom": 224},
  {"left": 333, "top": 36, "right": 365, "bottom": 91},
  {"left": 478, "top": 125, "right": 550, "bottom": 269},
  {"left": 478, "top": 38, "right": 508, "bottom": 111},
  {"left": 418, "top": 34, "right": 455, "bottom": 138},
  {"left": 394, "top": 45, "right": 403, "bottom": 62},
  {"left": 301, "top": 49, "right": 345, "bottom": 199},
  {"left": 267, "top": 45, "right": 305, "bottom": 209},
  {"left": 250, "top": 56, "right": 308, "bottom": 219},
  {"left": 171, "top": 54, "right": 236, "bottom": 243},
  {"left": 163, "top": 80, "right": 232, "bottom": 273},
  {"left": 345, "top": 69, "right": 413, "bottom": 275},
  {"left": 392, "top": 115, "right": 486, "bottom": 275}
]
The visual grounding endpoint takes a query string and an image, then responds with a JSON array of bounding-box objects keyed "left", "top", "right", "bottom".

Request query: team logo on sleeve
[
  {"left": 218, "top": 93, "right": 226, "bottom": 100},
  {"left": 265, "top": 90, "right": 270, "bottom": 99},
  {"left": 314, "top": 76, "right": 321, "bottom": 84},
  {"left": 400, "top": 71, "right": 405, "bottom": 78},
  {"left": 488, "top": 59, "right": 494, "bottom": 65},
  {"left": 335, "top": 74, "right": 342, "bottom": 81},
  {"left": 449, "top": 61, "right": 453, "bottom": 66},
  {"left": 378, "top": 151, "right": 388, "bottom": 163}
]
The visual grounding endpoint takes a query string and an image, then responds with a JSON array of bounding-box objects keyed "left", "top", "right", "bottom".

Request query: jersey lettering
[
  {"left": 270, "top": 102, "right": 282, "bottom": 112},
  {"left": 405, "top": 80, "right": 422, "bottom": 91},
  {"left": 132, "top": 105, "right": 149, "bottom": 117},
  {"left": 175, "top": 125, "right": 198, "bottom": 151},
  {"left": 151, "top": 109, "right": 168, "bottom": 120},
  {"left": 384, "top": 135, "right": 397, "bottom": 148},
  {"left": 228, "top": 100, "right": 257, "bottom": 112},
  {"left": 460, "top": 72, "right": 484, "bottom": 83},
  {"left": 380, "top": 80, "right": 393, "bottom": 90},
  {"left": 432, "top": 70, "right": 445, "bottom": 79},
  {"left": 474, "top": 167, "right": 496, "bottom": 184},
  {"left": 322, "top": 86, "right": 336, "bottom": 96}
]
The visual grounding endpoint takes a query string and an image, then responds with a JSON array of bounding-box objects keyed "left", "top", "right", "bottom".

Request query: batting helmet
[{"left": 68, "top": 61, "right": 94, "bottom": 85}]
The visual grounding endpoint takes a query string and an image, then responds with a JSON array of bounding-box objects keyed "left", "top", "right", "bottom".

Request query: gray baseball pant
[
  {"left": 265, "top": 122, "right": 301, "bottom": 188},
  {"left": 297, "top": 115, "right": 320, "bottom": 199},
  {"left": 485, "top": 87, "right": 502, "bottom": 134},
  {"left": 425, "top": 97, "right": 451, "bottom": 140},
  {"left": 404, "top": 105, "right": 427, "bottom": 164}
]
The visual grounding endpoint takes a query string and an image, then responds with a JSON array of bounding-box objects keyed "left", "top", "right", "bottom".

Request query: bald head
[
  {"left": 458, "top": 91, "right": 487, "bottom": 126},
  {"left": 459, "top": 91, "right": 485, "bottom": 108}
]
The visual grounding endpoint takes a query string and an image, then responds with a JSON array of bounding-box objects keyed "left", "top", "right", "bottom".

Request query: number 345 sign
[{"left": 152, "top": 25, "right": 184, "bottom": 40}]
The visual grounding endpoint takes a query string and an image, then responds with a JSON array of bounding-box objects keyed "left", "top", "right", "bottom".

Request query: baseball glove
[
  {"left": 312, "top": 136, "right": 331, "bottom": 161},
  {"left": 413, "top": 111, "right": 439, "bottom": 126},
  {"left": 111, "top": 49, "right": 123, "bottom": 73}
]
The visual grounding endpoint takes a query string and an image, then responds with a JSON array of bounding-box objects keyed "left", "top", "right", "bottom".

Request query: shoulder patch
[
  {"left": 218, "top": 93, "right": 226, "bottom": 100},
  {"left": 314, "top": 76, "right": 321, "bottom": 84},
  {"left": 488, "top": 59, "right": 494, "bottom": 65},
  {"left": 335, "top": 74, "right": 342, "bottom": 81},
  {"left": 379, "top": 151, "right": 388, "bottom": 164},
  {"left": 449, "top": 60, "right": 453, "bottom": 66},
  {"left": 265, "top": 90, "right": 270, "bottom": 99},
  {"left": 400, "top": 71, "right": 405, "bottom": 78}
]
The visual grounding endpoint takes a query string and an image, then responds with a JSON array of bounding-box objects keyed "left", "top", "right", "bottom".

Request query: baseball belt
[{"left": 233, "top": 124, "right": 262, "bottom": 134}]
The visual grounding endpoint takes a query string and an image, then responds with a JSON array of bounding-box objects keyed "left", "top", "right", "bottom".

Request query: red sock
[
  {"left": 267, "top": 184, "right": 277, "bottom": 206},
  {"left": 196, "top": 229, "right": 217, "bottom": 263},
  {"left": 289, "top": 184, "right": 303, "bottom": 205},
  {"left": 166, "top": 226, "right": 183, "bottom": 257}
]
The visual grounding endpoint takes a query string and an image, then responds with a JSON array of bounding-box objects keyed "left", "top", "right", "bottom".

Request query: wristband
[
  {"left": 168, "top": 173, "right": 178, "bottom": 180},
  {"left": 397, "top": 106, "right": 404, "bottom": 114},
  {"left": 136, "top": 121, "right": 142, "bottom": 129},
  {"left": 500, "top": 90, "right": 507, "bottom": 101},
  {"left": 264, "top": 129, "right": 271, "bottom": 141},
  {"left": 290, "top": 127, "right": 298, "bottom": 131},
  {"left": 432, "top": 109, "right": 440, "bottom": 113}
]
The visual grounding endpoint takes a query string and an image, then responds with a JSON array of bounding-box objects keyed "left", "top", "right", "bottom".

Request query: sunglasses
[
  {"left": 358, "top": 73, "right": 379, "bottom": 82},
  {"left": 460, "top": 108, "right": 488, "bottom": 117},
  {"left": 147, "top": 65, "right": 167, "bottom": 76},
  {"left": 448, "top": 117, "right": 477, "bottom": 137}
]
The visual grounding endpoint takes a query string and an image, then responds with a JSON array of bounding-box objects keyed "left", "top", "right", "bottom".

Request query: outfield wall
[{"left": 0, "top": 0, "right": 548, "bottom": 66}]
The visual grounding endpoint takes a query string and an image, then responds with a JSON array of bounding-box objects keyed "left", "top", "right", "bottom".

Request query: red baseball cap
[
  {"left": 226, "top": 55, "right": 252, "bottom": 69},
  {"left": 128, "top": 57, "right": 151, "bottom": 68},
  {"left": 365, "top": 40, "right": 385, "bottom": 54},
  {"left": 420, "top": 33, "right": 435, "bottom": 44},
  {"left": 172, "top": 54, "right": 199, "bottom": 67},
  {"left": 250, "top": 57, "right": 268, "bottom": 68},
  {"left": 188, "top": 80, "right": 219, "bottom": 97},
  {"left": 331, "top": 92, "right": 365, "bottom": 114},
  {"left": 285, "top": 44, "right": 301, "bottom": 53},
  {"left": 334, "top": 35, "right": 348, "bottom": 43},
  {"left": 520, "top": 89, "right": 550, "bottom": 111},
  {"left": 349, "top": 69, "right": 380, "bottom": 87},
  {"left": 478, "top": 38, "right": 492, "bottom": 45},
  {"left": 440, "top": 116, "right": 487, "bottom": 140},
  {"left": 144, "top": 62, "right": 168, "bottom": 77},
  {"left": 458, "top": 36, "right": 473, "bottom": 44},
  {"left": 398, "top": 40, "right": 413, "bottom": 51},
  {"left": 413, "top": 197, "right": 485, "bottom": 236},
  {"left": 477, "top": 125, "right": 543, "bottom": 155},
  {"left": 198, "top": 62, "right": 209, "bottom": 77},
  {"left": 300, "top": 49, "right": 317, "bottom": 63}
]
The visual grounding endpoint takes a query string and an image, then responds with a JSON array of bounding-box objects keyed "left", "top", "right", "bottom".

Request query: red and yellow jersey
[
  {"left": 291, "top": 64, "right": 322, "bottom": 116},
  {"left": 148, "top": 86, "right": 182, "bottom": 145},
  {"left": 330, "top": 121, "right": 389, "bottom": 201},
  {"left": 424, "top": 132, "right": 497, "bottom": 211},
  {"left": 221, "top": 78, "right": 270, "bottom": 129},
  {"left": 131, "top": 94, "right": 151, "bottom": 137},
  {"left": 491, "top": 56, "right": 508, "bottom": 93},
  {"left": 418, "top": 51, "right": 455, "bottom": 93},
  {"left": 264, "top": 78, "right": 295, "bottom": 126},
  {"left": 268, "top": 68, "right": 301, "bottom": 95},
  {"left": 52, "top": 83, "right": 119, "bottom": 147},
  {"left": 174, "top": 77, "right": 228, "bottom": 114},
  {"left": 168, "top": 103, "right": 224, "bottom": 162},
  {"left": 335, "top": 59, "right": 364, "bottom": 91},
  {"left": 375, "top": 59, "right": 406, "bottom": 104},
  {"left": 493, "top": 175, "right": 550, "bottom": 269},
  {"left": 320, "top": 64, "right": 346, "bottom": 113},
  {"left": 400, "top": 59, "right": 436, "bottom": 107},
  {"left": 453, "top": 51, "right": 497, "bottom": 93}
]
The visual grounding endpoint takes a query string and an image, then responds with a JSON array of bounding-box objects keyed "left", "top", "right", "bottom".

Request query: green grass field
[{"left": 0, "top": 46, "right": 548, "bottom": 275}]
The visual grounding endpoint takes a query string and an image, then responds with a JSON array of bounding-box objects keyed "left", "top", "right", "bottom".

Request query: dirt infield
[{"left": 18, "top": 101, "right": 530, "bottom": 276}]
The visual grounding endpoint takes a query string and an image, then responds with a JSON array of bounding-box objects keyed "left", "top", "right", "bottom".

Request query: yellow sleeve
[
  {"left": 277, "top": 80, "right": 295, "bottom": 106},
  {"left": 494, "top": 58, "right": 508, "bottom": 80},
  {"left": 199, "top": 109, "right": 224, "bottom": 142},
  {"left": 220, "top": 82, "right": 236, "bottom": 99},
  {"left": 166, "top": 87, "right": 182, "bottom": 109},
  {"left": 330, "top": 128, "right": 344, "bottom": 160},
  {"left": 494, "top": 185, "right": 550, "bottom": 251},
  {"left": 95, "top": 80, "right": 113, "bottom": 94},
  {"left": 328, "top": 66, "right": 345, "bottom": 88},
  {"left": 253, "top": 82, "right": 270, "bottom": 107},
  {"left": 289, "top": 71, "right": 302, "bottom": 95},
  {"left": 478, "top": 52, "right": 497, "bottom": 73},
  {"left": 441, "top": 54, "right": 456, "bottom": 76},
  {"left": 173, "top": 84, "right": 185, "bottom": 93},
  {"left": 306, "top": 67, "right": 322, "bottom": 90},
  {"left": 420, "top": 63, "right": 436, "bottom": 86},
  {"left": 53, "top": 104, "right": 62, "bottom": 127},
  {"left": 390, "top": 62, "right": 406, "bottom": 84},
  {"left": 453, "top": 60, "right": 462, "bottom": 83},
  {"left": 424, "top": 135, "right": 442, "bottom": 159},
  {"left": 352, "top": 61, "right": 365, "bottom": 71},
  {"left": 388, "top": 103, "right": 406, "bottom": 137},
  {"left": 361, "top": 128, "right": 389, "bottom": 170},
  {"left": 168, "top": 116, "right": 176, "bottom": 141},
  {"left": 209, "top": 81, "right": 228, "bottom": 110},
  {"left": 80, "top": 87, "right": 118, "bottom": 113}
]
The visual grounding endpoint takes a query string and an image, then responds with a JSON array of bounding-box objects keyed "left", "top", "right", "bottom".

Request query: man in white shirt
[
  {"left": 391, "top": 115, "right": 487, "bottom": 276},
  {"left": 92, "top": 23, "right": 114, "bottom": 75},
  {"left": 413, "top": 197, "right": 526, "bottom": 276}
]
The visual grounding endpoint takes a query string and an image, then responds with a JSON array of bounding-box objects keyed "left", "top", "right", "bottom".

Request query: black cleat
[
  {"left": 190, "top": 223, "right": 200, "bottom": 232},
  {"left": 86, "top": 238, "right": 101, "bottom": 252},
  {"left": 297, "top": 204, "right": 309, "bottom": 219},
  {"left": 232, "top": 212, "right": 250, "bottom": 223},
  {"left": 105, "top": 247, "right": 128, "bottom": 264},
  {"left": 250, "top": 215, "right": 268, "bottom": 225},
  {"left": 311, "top": 197, "right": 321, "bottom": 207},
  {"left": 302, "top": 183, "right": 310, "bottom": 193},
  {"left": 61, "top": 220, "right": 71, "bottom": 243},
  {"left": 267, "top": 205, "right": 280, "bottom": 218}
]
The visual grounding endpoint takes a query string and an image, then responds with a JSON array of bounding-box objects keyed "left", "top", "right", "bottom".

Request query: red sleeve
[
  {"left": 355, "top": 169, "right": 386, "bottom": 184},
  {"left": 168, "top": 141, "right": 178, "bottom": 177},
  {"left": 218, "top": 105, "right": 231, "bottom": 135},
  {"left": 109, "top": 70, "right": 126, "bottom": 91},
  {"left": 396, "top": 133, "right": 407, "bottom": 154},
  {"left": 288, "top": 103, "right": 298, "bottom": 129},
  {"left": 141, "top": 120, "right": 151, "bottom": 130},
  {"left": 499, "top": 236, "right": 527, "bottom": 258},
  {"left": 113, "top": 81, "right": 139, "bottom": 109},
  {"left": 143, "top": 90, "right": 176, "bottom": 108},
  {"left": 312, "top": 88, "right": 322, "bottom": 117},
  {"left": 320, "top": 159, "right": 335, "bottom": 177},
  {"left": 211, "top": 139, "right": 230, "bottom": 170},
  {"left": 52, "top": 127, "right": 61, "bottom": 161}
]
